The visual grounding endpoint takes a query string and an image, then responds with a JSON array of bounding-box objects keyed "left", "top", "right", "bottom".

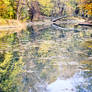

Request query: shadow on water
[{"left": 0, "top": 22, "right": 92, "bottom": 92}]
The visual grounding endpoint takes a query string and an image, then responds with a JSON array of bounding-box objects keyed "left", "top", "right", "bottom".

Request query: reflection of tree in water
[
  {"left": 22, "top": 44, "right": 60, "bottom": 92},
  {"left": 74, "top": 40, "right": 92, "bottom": 92},
  {"left": 0, "top": 23, "right": 92, "bottom": 92},
  {"left": 27, "top": 26, "right": 36, "bottom": 42},
  {"left": 16, "top": 24, "right": 92, "bottom": 92},
  {"left": 0, "top": 32, "right": 24, "bottom": 92},
  {"left": 20, "top": 26, "right": 81, "bottom": 91},
  {"left": 74, "top": 70, "right": 92, "bottom": 92}
]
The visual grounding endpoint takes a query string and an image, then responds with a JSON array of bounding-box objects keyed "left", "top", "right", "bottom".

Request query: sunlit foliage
[
  {"left": 0, "top": 0, "right": 81, "bottom": 19},
  {"left": 79, "top": 0, "right": 92, "bottom": 16},
  {"left": 0, "top": 0, "right": 12, "bottom": 18},
  {"left": 38, "top": 0, "right": 53, "bottom": 16}
]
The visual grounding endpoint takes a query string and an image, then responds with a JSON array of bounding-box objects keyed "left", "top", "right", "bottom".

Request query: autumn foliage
[
  {"left": 0, "top": 0, "right": 92, "bottom": 20},
  {"left": 79, "top": 0, "right": 92, "bottom": 16}
]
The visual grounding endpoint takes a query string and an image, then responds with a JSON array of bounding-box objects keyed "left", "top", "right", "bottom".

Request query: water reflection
[
  {"left": 0, "top": 22, "right": 92, "bottom": 92},
  {"left": 0, "top": 31, "right": 24, "bottom": 92}
]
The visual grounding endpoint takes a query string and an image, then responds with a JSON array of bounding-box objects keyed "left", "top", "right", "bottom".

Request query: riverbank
[
  {"left": 0, "top": 18, "right": 26, "bottom": 30},
  {"left": 0, "top": 17, "right": 91, "bottom": 30},
  {"left": 78, "top": 17, "right": 92, "bottom": 26}
]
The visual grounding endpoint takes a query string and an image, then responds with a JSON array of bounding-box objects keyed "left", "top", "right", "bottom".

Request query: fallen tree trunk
[
  {"left": 52, "top": 16, "right": 68, "bottom": 22},
  {"left": 78, "top": 23, "right": 92, "bottom": 26}
]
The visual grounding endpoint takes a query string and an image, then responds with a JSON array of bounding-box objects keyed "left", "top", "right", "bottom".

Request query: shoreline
[{"left": 0, "top": 17, "right": 91, "bottom": 30}]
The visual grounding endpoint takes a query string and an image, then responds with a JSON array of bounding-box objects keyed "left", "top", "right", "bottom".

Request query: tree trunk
[
  {"left": 17, "top": 0, "right": 21, "bottom": 20},
  {"left": 52, "top": 15, "right": 68, "bottom": 22}
]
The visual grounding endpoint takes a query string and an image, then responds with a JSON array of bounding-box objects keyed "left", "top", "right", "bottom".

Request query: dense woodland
[{"left": 0, "top": 0, "right": 92, "bottom": 21}]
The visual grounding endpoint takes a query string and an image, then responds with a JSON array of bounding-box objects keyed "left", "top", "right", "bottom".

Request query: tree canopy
[
  {"left": 79, "top": 0, "right": 92, "bottom": 16},
  {"left": 0, "top": 0, "right": 91, "bottom": 20}
]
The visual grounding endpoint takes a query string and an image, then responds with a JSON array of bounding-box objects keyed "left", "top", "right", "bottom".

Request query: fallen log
[
  {"left": 52, "top": 16, "right": 68, "bottom": 22},
  {"left": 78, "top": 22, "right": 92, "bottom": 26},
  {"left": 78, "top": 23, "right": 92, "bottom": 26}
]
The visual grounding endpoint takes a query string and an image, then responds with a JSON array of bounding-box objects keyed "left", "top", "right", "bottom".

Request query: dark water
[{"left": 0, "top": 22, "right": 92, "bottom": 92}]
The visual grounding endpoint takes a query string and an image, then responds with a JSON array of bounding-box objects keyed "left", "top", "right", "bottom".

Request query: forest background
[{"left": 0, "top": 0, "right": 92, "bottom": 24}]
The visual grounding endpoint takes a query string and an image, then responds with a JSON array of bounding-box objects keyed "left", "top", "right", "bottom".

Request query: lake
[{"left": 0, "top": 21, "right": 92, "bottom": 92}]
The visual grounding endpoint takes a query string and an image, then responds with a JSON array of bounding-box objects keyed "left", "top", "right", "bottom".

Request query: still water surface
[{"left": 0, "top": 22, "right": 92, "bottom": 92}]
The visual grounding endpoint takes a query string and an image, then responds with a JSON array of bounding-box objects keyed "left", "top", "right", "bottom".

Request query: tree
[
  {"left": 79, "top": 0, "right": 92, "bottom": 17},
  {"left": 0, "top": 0, "right": 28, "bottom": 20},
  {"left": 0, "top": 0, "right": 13, "bottom": 18}
]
